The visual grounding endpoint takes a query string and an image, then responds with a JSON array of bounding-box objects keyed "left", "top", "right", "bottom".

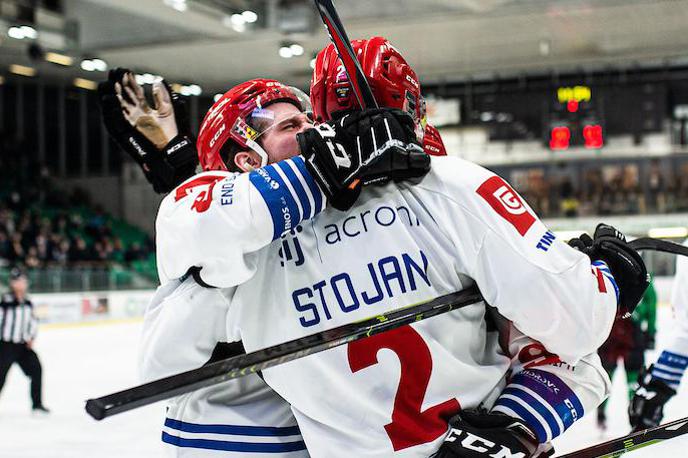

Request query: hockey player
[
  {"left": 134, "top": 76, "right": 428, "bottom": 457},
  {"left": 630, "top": 242, "right": 688, "bottom": 431},
  {"left": 151, "top": 36, "right": 648, "bottom": 458},
  {"left": 309, "top": 36, "right": 643, "bottom": 457},
  {"left": 596, "top": 278, "right": 656, "bottom": 430},
  {"left": 99, "top": 73, "right": 314, "bottom": 456},
  {"left": 99, "top": 69, "right": 429, "bottom": 456}
]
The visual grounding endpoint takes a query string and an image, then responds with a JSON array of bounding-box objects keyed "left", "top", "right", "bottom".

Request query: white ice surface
[
  {"left": 552, "top": 304, "right": 688, "bottom": 456},
  {"left": 0, "top": 321, "right": 163, "bottom": 458},
  {"left": 1, "top": 307, "right": 687, "bottom": 457}
]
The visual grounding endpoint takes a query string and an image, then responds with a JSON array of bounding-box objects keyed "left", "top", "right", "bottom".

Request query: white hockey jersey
[
  {"left": 140, "top": 279, "right": 309, "bottom": 457},
  {"left": 153, "top": 155, "right": 617, "bottom": 457},
  {"left": 650, "top": 239, "right": 688, "bottom": 390}
]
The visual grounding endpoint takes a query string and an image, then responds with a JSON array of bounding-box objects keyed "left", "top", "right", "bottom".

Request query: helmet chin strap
[{"left": 246, "top": 138, "right": 269, "bottom": 168}]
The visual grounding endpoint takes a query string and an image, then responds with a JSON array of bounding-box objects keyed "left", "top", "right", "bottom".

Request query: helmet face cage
[
  {"left": 197, "top": 80, "right": 310, "bottom": 171},
  {"left": 311, "top": 36, "right": 424, "bottom": 142}
]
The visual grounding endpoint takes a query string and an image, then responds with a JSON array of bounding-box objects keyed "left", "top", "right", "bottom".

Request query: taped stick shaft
[
  {"left": 630, "top": 237, "right": 688, "bottom": 257},
  {"left": 313, "top": 0, "right": 377, "bottom": 109},
  {"left": 86, "top": 286, "right": 483, "bottom": 420},
  {"left": 558, "top": 416, "right": 688, "bottom": 457}
]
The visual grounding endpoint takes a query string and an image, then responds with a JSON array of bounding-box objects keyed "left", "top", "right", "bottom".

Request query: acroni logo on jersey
[
  {"left": 476, "top": 176, "right": 535, "bottom": 236},
  {"left": 322, "top": 204, "right": 420, "bottom": 246}
]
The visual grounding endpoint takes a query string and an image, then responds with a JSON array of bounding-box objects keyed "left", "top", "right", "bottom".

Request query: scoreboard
[{"left": 548, "top": 85, "right": 604, "bottom": 150}]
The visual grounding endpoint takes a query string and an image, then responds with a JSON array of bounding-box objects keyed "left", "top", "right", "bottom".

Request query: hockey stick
[
  {"left": 313, "top": 0, "right": 378, "bottom": 109},
  {"left": 85, "top": 237, "right": 687, "bottom": 421},
  {"left": 629, "top": 237, "right": 688, "bottom": 257},
  {"left": 558, "top": 416, "right": 688, "bottom": 457},
  {"left": 85, "top": 285, "right": 484, "bottom": 420}
]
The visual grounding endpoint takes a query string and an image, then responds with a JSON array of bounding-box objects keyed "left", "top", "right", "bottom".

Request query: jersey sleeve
[
  {"left": 155, "top": 156, "right": 326, "bottom": 287},
  {"left": 138, "top": 278, "right": 235, "bottom": 382},
  {"left": 649, "top": 240, "right": 688, "bottom": 389},
  {"left": 417, "top": 157, "right": 617, "bottom": 364},
  {"left": 490, "top": 325, "right": 610, "bottom": 444}
]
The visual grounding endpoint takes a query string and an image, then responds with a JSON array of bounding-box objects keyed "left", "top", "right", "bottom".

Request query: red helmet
[
  {"left": 310, "top": 36, "right": 423, "bottom": 140},
  {"left": 197, "top": 78, "right": 309, "bottom": 171},
  {"left": 423, "top": 124, "right": 447, "bottom": 156}
]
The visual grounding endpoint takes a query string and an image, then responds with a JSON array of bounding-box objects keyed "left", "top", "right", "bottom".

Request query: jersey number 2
[{"left": 347, "top": 325, "right": 460, "bottom": 451}]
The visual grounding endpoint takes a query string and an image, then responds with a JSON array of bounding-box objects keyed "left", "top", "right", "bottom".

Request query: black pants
[{"left": 0, "top": 342, "right": 43, "bottom": 408}]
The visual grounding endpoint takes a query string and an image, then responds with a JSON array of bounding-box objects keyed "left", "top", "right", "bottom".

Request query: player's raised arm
[
  {"left": 99, "top": 68, "right": 198, "bottom": 194},
  {"left": 419, "top": 157, "right": 647, "bottom": 364}
]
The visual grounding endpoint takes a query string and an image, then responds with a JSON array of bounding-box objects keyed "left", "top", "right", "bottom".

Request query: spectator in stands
[
  {"left": 124, "top": 242, "right": 145, "bottom": 264},
  {"left": 647, "top": 159, "right": 665, "bottom": 213},
  {"left": 69, "top": 237, "right": 90, "bottom": 264},
  {"left": 110, "top": 238, "right": 125, "bottom": 263},
  {"left": 559, "top": 178, "right": 580, "bottom": 217}
]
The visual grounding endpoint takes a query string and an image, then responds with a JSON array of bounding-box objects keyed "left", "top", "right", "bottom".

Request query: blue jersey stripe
[
  {"left": 654, "top": 363, "right": 685, "bottom": 375},
  {"left": 292, "top": 156, "right": 324, "bottom": 213},
  {"left": 162, "top": 432, "right": 307, "bottom": 453},
  {"left": 493, "top": 398, "right": 549, "bottom": 443},
  {"left": 249, "top": 164, "right": 301, "bottom": 240},
  {"left": 277, "top": 161, "right": 312, "bottom": 220},
  {"left": 606, "top": 273, "right": 620, "bottom": 301},
  {"left": 164, "top": 418, "right": 301, "bottom": 436},
  {"left": 509, "top": 370, "right": 584, "bottom": 429},
  {"left": 592, "top": 261, "right": 619, "bottom": 300},
  {"left": 657, "top": 350, "right": 688, "bottom": 369},
  {"left": 650, "top": 375, "right": 680, "bottom": 389},
  {"left": 651, "top": 367, "right": 683, "bottom": 381},
  {"left": 502, "top": 387, "right": 562, "bottom": 437}
]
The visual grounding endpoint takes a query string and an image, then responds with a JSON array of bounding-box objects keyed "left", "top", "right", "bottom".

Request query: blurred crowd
[
  {"left": 0, "top": 134, "right": 154, "bottom": 272},
  {"left": 0, "top": 193, "right": 153, "bottom": 271},
  {"left": 514, "top": 159, "right": 688, "bottom": 218}
]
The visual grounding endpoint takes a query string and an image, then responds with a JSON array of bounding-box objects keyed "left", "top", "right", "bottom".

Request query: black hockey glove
[
  {"left": 297, "top": 108, "right": 430, "bottom": 211},
  {"left": 568, "top": 224, "right": 649, "bottom": 317},
  {"left": 98, "top": 68, "right": 198, "bottom": 194},
  {"left": 629, "top": 365, "right": 676, "bottom": 432},
  {"left": 434, "top": 410, "right": 552, "bottom": 458}
]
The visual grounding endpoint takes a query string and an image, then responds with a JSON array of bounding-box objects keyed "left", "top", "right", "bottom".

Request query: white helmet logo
[
  {"left": 493, "top": 185, "right": 526, "bottom": 215},
  {"left": 209, "top": 123, "right": 226, "bottom": 148}
]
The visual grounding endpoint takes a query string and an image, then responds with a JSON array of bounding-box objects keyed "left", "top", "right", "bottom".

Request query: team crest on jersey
[
  {"left": 174, "top": 174, "right": 227, "bottom": 213},
  {"left": 476, "top": 176, "right": 535, "bottom": 236}
]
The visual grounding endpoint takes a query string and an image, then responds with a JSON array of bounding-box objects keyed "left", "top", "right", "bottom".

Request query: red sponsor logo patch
[
  {"left": 476, "top": 176, "right": 535, "bottom": 236},
  {"left": 174, "top": 174, "right": 226, "bottom": 213}
]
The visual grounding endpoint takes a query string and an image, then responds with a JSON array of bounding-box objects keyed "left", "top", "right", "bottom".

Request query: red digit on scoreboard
[
  {"left": 583, "top": 124, "right": 604, "bottom": 149},
  {"left": 550, "top": 126, "right": 571, "bottom": 150}
]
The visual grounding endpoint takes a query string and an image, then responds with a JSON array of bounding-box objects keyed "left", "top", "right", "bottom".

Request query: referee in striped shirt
[{"left": 0, "top": 268, "right": 49, "bottom": 414}]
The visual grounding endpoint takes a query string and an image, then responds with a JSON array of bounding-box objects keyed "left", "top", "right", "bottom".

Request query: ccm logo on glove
[
  {"left": 477, "top": 176, "right": 535, "bottom": 236},
  {"left": 445, "top": 428, "right": 527, "bottom": 458}
]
